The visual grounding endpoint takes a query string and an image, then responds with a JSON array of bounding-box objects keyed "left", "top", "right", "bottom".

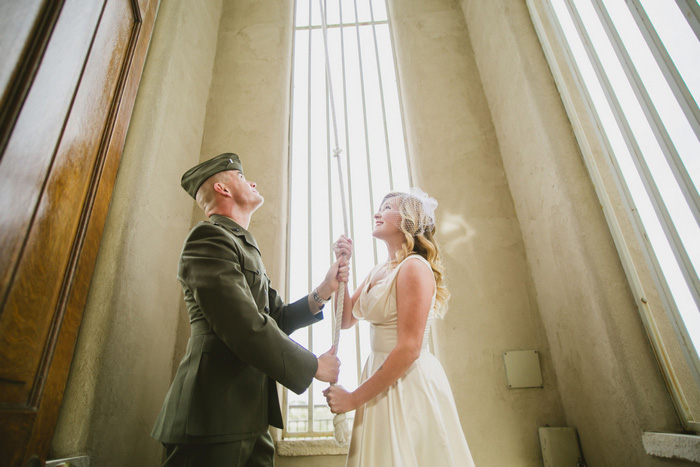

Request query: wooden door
[{"left": 0, "top": 0, "right": 157, "bottom": 465}]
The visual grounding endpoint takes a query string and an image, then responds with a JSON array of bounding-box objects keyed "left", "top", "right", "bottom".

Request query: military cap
[{"left": 181, "top": 152, "right": 243, "bottom": 199}]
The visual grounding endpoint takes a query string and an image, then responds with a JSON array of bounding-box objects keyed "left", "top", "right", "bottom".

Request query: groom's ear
[{"left": 213, "top": 182, "right": 231, "bottom": 197}]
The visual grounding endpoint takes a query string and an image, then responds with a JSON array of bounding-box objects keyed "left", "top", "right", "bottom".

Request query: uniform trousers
[{"left": 163, "top": 432, "right": 274, "bottom": 467}]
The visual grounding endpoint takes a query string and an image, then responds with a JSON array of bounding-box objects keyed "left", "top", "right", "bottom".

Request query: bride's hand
[
  {"left": 333, "top": 235, "right": 353, "bottom": 261},
  {"left": 322, "top": 384, "right": 358, "bottom": 414},
  {"left": 322, "top": 257, "right": 350, "bottom": 294}
]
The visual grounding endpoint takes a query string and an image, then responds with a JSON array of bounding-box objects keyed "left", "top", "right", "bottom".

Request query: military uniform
[{"left": 152, "top": 154, "right": 323, "bottom": 465}]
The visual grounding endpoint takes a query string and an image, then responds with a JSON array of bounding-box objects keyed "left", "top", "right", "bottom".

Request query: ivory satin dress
[{"left": 346, "top": 255, "right": 475, "bottom": 467}]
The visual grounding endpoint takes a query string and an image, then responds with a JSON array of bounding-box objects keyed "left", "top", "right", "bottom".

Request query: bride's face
[{"left": 372, "top": 197, "right": 404, "bottom": 241}]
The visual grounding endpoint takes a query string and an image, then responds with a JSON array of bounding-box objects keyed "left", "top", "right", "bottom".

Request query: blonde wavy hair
[{"left": 382, "top": 192, "right": 450, "bottom": 317}]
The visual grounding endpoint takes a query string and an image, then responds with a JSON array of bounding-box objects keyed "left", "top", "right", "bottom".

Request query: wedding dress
[{"left": 346, "top": 255, "right": 475, "bottom": 467}]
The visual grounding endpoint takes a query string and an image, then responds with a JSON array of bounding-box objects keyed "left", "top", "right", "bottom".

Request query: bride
[{"left": 323, "top": 188, "right": 475, "bottom": 466}]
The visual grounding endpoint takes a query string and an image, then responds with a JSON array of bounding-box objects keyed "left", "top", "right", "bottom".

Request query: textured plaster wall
[
  {"left": 198, "top": 0, "right": 295, "bottom": 285},
  {"left": 459, "top": 0, "right": 686, "bottom": 466},
  {"left": 388, "top": 0, "right": 565, "bottom": 465},
  {"left": 50, "top": 1, "right": 224, "bottom": 465}
]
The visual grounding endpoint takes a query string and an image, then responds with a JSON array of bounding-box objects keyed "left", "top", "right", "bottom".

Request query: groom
[{"left": 152, "top": 152, "right": 344, "bottom": 466}]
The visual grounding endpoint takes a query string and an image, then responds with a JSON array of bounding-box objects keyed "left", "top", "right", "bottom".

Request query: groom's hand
[{"left": 315, "top": 346, "right": 340, "bottom": 383}]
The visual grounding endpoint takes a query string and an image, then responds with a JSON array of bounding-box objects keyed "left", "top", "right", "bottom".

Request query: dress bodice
[{"left": 352, "top": 255, "right": 436, "bottom": 353}]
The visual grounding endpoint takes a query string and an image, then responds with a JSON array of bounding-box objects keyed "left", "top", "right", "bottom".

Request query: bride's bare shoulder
[{"left": 396, "top": 256, "right": 433, "bottom": 285}]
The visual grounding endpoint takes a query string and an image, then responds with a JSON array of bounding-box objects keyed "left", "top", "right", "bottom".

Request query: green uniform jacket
[{"left": 151, "top": 215, "right": 320, "bottom": 444}]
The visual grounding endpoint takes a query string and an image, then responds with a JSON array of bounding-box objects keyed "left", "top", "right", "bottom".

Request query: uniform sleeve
[
  {"left": 267, "top": 286, "right": 323, "bottom": 335},
  {"left": 179, "top": 223, "right": 317, "bottom": 394}
]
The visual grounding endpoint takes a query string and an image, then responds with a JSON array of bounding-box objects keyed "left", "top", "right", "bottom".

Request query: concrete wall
[
  {"left": 459, "top": 0, "right": 687, "bottom": 466},
  {"left": 50, "top": 1, "right": 224, "bottom": 465},
  {"left": 198, "top": 0, "right": 295, "bottom": 288},
  {"left": 388, "top": 1, "right": 565, "bottom": 465}
]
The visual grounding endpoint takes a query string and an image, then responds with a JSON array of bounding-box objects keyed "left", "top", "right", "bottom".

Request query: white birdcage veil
[{"left": 383, "top": 187, "right": 438, "bottom": 235}]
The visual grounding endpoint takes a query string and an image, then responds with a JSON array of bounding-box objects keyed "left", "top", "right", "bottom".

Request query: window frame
[
  {"left": 282, "top": 0, "right": 412, "bottom": 443},
  {"left": 526, "top": 0, "right": 700, "bottom": 432}
]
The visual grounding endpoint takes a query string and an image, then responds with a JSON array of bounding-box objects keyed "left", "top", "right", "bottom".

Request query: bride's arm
[{"left": 324, "top": 259, "right": 434, "bottom": 413}]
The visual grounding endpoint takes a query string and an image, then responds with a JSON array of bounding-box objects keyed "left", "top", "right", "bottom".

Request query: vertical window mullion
[
  {"left": 325, "top": 7, "right": 334, "bottom": 300},
  {"left": 321, "top": 0, "right": 334, "bottom": 434},
  {"left": 322, "top": 9, "right": 339, "bottom": 432},
  {"left": 285, "top": 2, "right": 298, "bottom": 439},
  {"left": 305, "top": 0, "right": 315, "bottom": 437}
]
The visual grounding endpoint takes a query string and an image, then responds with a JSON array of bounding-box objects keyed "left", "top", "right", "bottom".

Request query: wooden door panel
[
  {"left": 0, "top": 0, "right": 105, "bottom": 323},
  {"left": 0, "top": 0, "right": 65, "bottom": 152},
  {"left": 0, "top": 0, "right": 157, "bottom": 465},
  {"left": 0, "top": 0, "right": 141, "bottom": 407}
]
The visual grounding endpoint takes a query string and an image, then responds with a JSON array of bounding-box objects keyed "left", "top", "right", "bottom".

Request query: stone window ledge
[
  {"left": 276, "top": 438, "right": 349, "bottom": 457},
  {"left": 642, "top": 432, "right": 700, "bottom": 463}
]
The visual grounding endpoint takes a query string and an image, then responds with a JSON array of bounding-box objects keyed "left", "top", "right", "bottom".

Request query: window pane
[
  {"left": 371, "top": 0, "right": 389, "bottom": 22},
  {"left": 296, "top": 0, "right": 311, "bottom": 28},
  {"left": 638, "top": 0, "right": 700, "bottom": 106},
  {"left": 355, "top": 0, "right": 373, "bottom": 23}
]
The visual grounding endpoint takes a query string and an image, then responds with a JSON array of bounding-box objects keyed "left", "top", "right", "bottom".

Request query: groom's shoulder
[
  {"left": 181, "top": 220, "right": 240, "bottom": 252},
  {"left": 187, "top": 219, "right": 228, "bottom": 238}
]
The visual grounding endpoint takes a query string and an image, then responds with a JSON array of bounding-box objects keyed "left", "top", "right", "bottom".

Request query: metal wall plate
[
  {"left": 503, "top": 349, "right": 543, "bottom": 388},
  {"left": 539, "top": 427, "right": 582, "bottom": 466}
]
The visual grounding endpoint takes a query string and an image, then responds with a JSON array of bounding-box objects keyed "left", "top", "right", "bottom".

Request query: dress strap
[
  {"left": 394, "top": 254, "right": 433, "bottom": 277},
  {"left": 391, "top": 255, "right": 437, "bottom": 304}
]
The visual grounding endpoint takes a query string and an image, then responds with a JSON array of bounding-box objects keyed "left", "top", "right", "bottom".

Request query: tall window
[
  {"left": 285, "top": 0, "right": 411, "bottom": 438},
  {"left": 529, "top": 0, "right": 700, "bottom": 431}
]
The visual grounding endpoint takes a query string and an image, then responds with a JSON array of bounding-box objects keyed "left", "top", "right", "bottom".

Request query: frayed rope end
[{"left": 333, "top": 413, "right": 351, "bottom": 446}]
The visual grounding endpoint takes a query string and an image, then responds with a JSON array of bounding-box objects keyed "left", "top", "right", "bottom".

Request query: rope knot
[
  {"left": 332, "top": 148, "right": 343, "bottom": 157},
  {"left": 333, "top": 412, "right": 351, "bottom": 445}
]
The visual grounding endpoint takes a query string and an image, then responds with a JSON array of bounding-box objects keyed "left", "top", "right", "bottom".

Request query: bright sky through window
[{"left": 285, "top": 0, "right": 411, "bottom": 437}]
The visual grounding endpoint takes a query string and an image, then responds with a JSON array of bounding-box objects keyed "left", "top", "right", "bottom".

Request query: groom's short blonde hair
[{"left": 195, "top": 171, "right": 232, "bottom": 211}]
